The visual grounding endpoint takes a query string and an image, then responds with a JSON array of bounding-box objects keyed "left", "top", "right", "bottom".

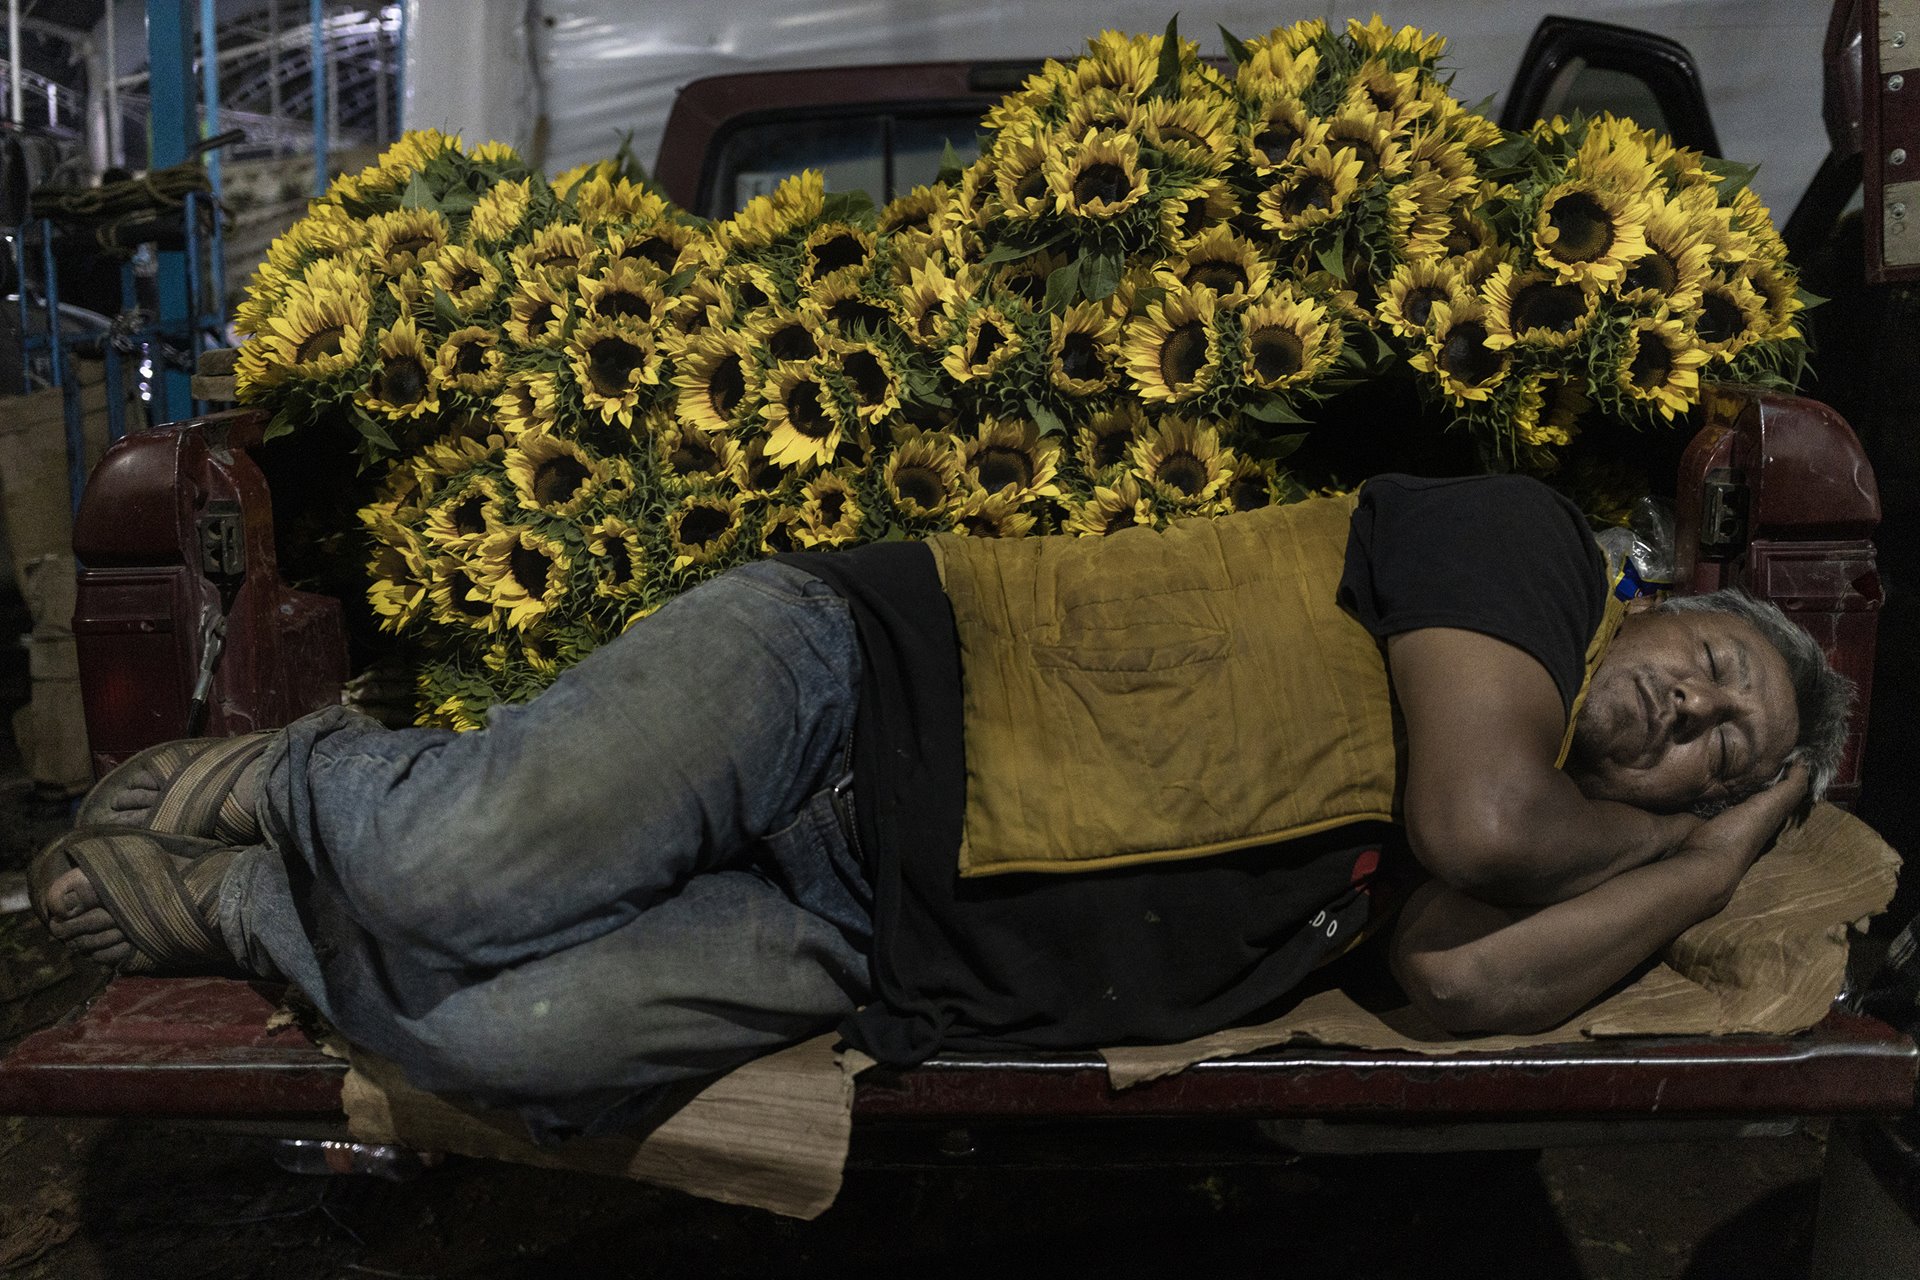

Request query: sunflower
[
  {"left": 585, "top": 515, "right": 648, "bottom": 601},
  {"left": 365, "top": 526, "right": 430, "bottom": 633},
  {"left": 422, "top": 475, "right": 507, "bottom": 549},
  {"left": 509, "top": 222, "right": 595, "bottom": 291},
  {"left": 728, "top": 437, "right": 791, "bottom": 501},
  {"left": 468, "top": 177, "right": 532, "bottom": 243},
  {"left": 1048, "top": 301, "right": 1122, "bottom": 397},
  {"left": 1481, "top": 265, "right": 1596, "bottom": 350},
  {"left": 1238, "top": 290, "right": 1341, "bottom": 392},
  {"left": 882, "top": 429, "right": 963, "bottom": 518},
  {"left": 1322, "top": 108, "right": 1404, "bottom": 183},
  {"left": 878, "top": 183, "right": 948, "bottom": 236},
  {"left": 434, "top": 325, "right": 506, "bottom": 395},
  {"left": 574, "top": 176, "right": 669, "bottom": 229},
  {"left": 1062, "top": 89, "right": 1136, "bottom": 142},
  {"left": 957, "top": 418, "right": 1063, "bottom": 503},
  {"left": 949, "top": 488, "right": 1038, "bottom": 539},
  {"left": 1533, "top": 179, "right": 1651, "bottom": 287},
  {"left": 504, "top": 278, "right": 570, "bottom": 348},
  {"left": 366, "top": 208, "right": 451, "bottom": 275},
  {"left": 668, "top": 329, "right": 753, "bottom": 435},
  {"left": 1256, "top": 146, "right": 1365, "bottom": 240},
  {"left": 751, "top": 306, "right": 833, "bottom": 364},
  {"left": 799, "top": 222, "right": 876, "bottom": 288},
  {"left": 667, "top": 491, "right": 745, "bottom": 571},
  {"left": 1616, "top": 195, "right": 1714, "bottom": 313},
  {"left": 478, "top": 526, "right": 571, "bottom": 631},
  {"left": 760, "top": 361, "right": 853, "bottom": 470},
  {"left": 1384, "top": 171, "right": 1456, "bottom": 262},
  {"left": 1346, "top": 58, "right": 1430, "bottom": 127},
  {"left": 423, "top": 244, "right": 504, "bottom": 317},
  {"left": 426, "top": 552, "right": 502, "bottom": 633},
  {"left": 1076, "top": 30, "right": 1160, "bottom": 97},
  {"left": 654, "top": 419, "right": 740, "bottom": 487},
  {"left": 798, "top": 470, "right": 866, "bottom": 547},
  {"left": 1074, "top": 404, "right": 1147, "bottom": 475},
  {"left": 661, "top": 271, "right": 733, "bottom": 336},
  {"left": 1122, "top": 285, "right": 1221, "bottom": 403},
  {"left": 1046, "top": 131, "right": 1151, "bottom": 222},
  {"left": 504, "top": 433, "right": 607, "bottom": 517},
  {"left": 943, "top": 303, "right": 1023, "bottom": 384},
  {"left": 579, "top": 259, "right": 667, "bottom": 326},
  {"left": 359, "top": 317, "right": 441, "bottom": 421},
  {"left": 495, "top": 370, "right": 559, "bottom": 438},
  {"left": 1239, "top": 27, "right": 1322, "bottom": 94},
  {"left": 1744, "top": 259, "right": 1804, "bottom": 342},
  {"left": 1134, "top": 96, "right": 1235, "bottom": 173},
  {"left": 756, "top": 505, "right": 811, "bottom": 557},
  {"left": 1375, "top": 259, "right": 1470, "bottom": 338},
  {"left": 1224, "top": 457, "right": 1289, "bottom": 513},
  {"left": 1616, "top": 312, "right": 1710, "bottom": 420},
  {"left": 1346, "top": 14, "right": 1448, "bottom": 62},
  {"left": 1159, "top": 177, "right": 1240, "bottom": 246},
  {"left": 610, "top": 220, "right": 700, "bottom": 275},
  {"left": 991, "top": 133, "right": 1055, "bottom": 223},
  {"left": 811, "top": 274, "right": 896, "bottom": 336},
  {"left": 829, "top": 340, "right": 902, "bottom": 425},
  {"left": 1129, "top": 414, "right": 1234, "bottom": 509},
  {"left": 724, "top": 262, "right": 784, "bottom": 313},
  {"left": 893, "top": 262, "right": 961, "bottom": 348},
  {"left": 1411, "top": 300, "right": 1509, "bottom": 403},
  {"left": 1161, "top": 226, "right": 1271, "bottom": 304},
  {"left": 1245, "top": 93, "right": 1327, "bottom": 173},
  {"left": 568, "top": 319, "right": 660, "bottom": 426},
  {"left": 1064, "top": 474, "right": 1156, "bottom": 536},
  {"left": 1694, "top": 272, "right": 1768, "bottom": 361},
  {"left": 243, "top": 261, "right": 371, "bottom": 391}
]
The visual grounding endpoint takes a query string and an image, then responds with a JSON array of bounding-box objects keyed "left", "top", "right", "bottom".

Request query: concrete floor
[{"left": 0, "top": 588, "right": 1837, "bottom": 1279}]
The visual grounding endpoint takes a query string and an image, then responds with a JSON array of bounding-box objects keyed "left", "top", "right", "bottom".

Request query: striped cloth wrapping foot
[
  {"left": 75, "top": 732, "right": 277, "bottom": 845},
  {"left": 28, "top": 828, "right": 248, "bottom": 976}
]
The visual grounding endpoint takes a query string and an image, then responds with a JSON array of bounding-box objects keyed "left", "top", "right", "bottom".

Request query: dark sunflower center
[
  {"left": 829, "top": 298, "right": 892, "bottom": 333},
  {"left": 1072, "top": 162, "right": 1132, "bottom": 208},
  {"left": 450, "top": 571, "right": 491, "bottom": 616},
  {"left": 1179, "top": 199, "right": 1212, "bottom": 239},
  {"left": 626, "top": 235, "right": 679, "bottom": 271},
  {"left": 598, "top": 290, "right": 654, "bottom": 322},
  {"left": 961, "top": 511, "right": 1007, "bottom": 537},
  {"left": 1255, "top": 118, "right": 1302, "bottom": 163},
  {"left": 672, "top": 433, "right": 723, "bottom": 474},
  {"left": 1001, "top": 268, "right": 1049, "bottom": 307},
  {"left": 816, "top": 489, "right": 848, "bottom": 527},
  {"left": 534, "top": 454, "right": 591, "bottom": 505},
  {"left": 454, "top": 341, "right": 489, "bottom": 374},
  {"left": 449, "top": 265, "right": 483, "bottom": 293},
  {"left": 1282, "top": 175, "right": 1336, "bottom": 218},
  {"left": 1091, "top": 426, "right": 1133, "bottom": 469},
  {"left": 1443, "top": 214, "right": 1486, "bottom": 256},
  {"left": 1159, "top": 322, "right": 1209, "bottom": 388},
  {"left": 746, "top": 453, "right": 783, "bottom": 491},
  {"left": 786, "top": 384, "right": 834, "bottom": 437},
  {"left": 451, "top": 493, "right": 488, "bottom": 535},
  {"left": 976, "top": 445, "right": 1035, "bottom": 493},
  {"left": 587, "top": 335, "right": 647, "bottom": 397},
  {"left": 1402, "top": 285, "right": 1449, "bottom": 328},
  {"left": 761, "top": 519, "right": 800, "bottom": 554},
  {"left": 843, "top": 350, "right": 891, "bottom": 405},
  {"left": 736, "top": 278, "right": 770, "bottom": 309},
  {"left": 602, "top": 539, "right": 633, "bottom": 583},
  {"left": 1546, "top": 191, "right": 1616, "bottom": 263},
  {"left": 1158, "top": 122, "right": 1207, "bottom": 152},
  {"left": 1630, "top": 333, "right": 1675, "bottom": 389},
  {"left": 1623, "top": 248, "right": 1679, "bottom": 295},
  {"left": 707, "top": 354, "right": 745, "bottom": 419},
  {"left": 678, "top": 503, "right": 730, "bottom": 548},
  {"left": 525, "top": 301, "right": 557, "bottom": 335},
  {"left": 1189, "top": 260, "right": 1248, "bottom": 294},
  {"left": 916, "top": 303, "right": 946, "bottom": 341},
  {"left": 1014, "top": 166, "right": 1049, "bottom": 205},
  {"left": 1698, "top": 289, "right": 1744, "bottom": 345},
  {"left": 1158, "top": 450, "right": 1209, "bottom": 496},
  {"left": 1329, "top": 133, "right": 1379, "bottom": 180},
  {"left": 507, "top": 544, "right": 552, "bottom": 597},
  {"left": 1511, "top": 281, "right": 1588, "bottom": 334},
  {"left": 295, "top": 325, "right": 346, "bottom": 364},
  {"left": 1229, "top": 473, "right": 1271, "bottom": 511},
  {"left": 377, "top": 357, "right": 428, "bottom": 406},
  {"left": 894, "top": 464, "right": 946, "bottom": 511},
  {"left": 809, "top": 233, "right": 867, "bottom": 277},
  {"left": 1101, "top": 506, "right": 1139, "bottom": 534},
  {"left": 1058, "top": 331, "right": 1106, "bottom": 383},
  {"left": 535, "top": 247, "right": 582, "bottom": 273},
  {"left": 768, "top": 322, "right": 819, "bottom": 361},
  {"left": 969, "top": 318, "right": 1007, "bottom": 368},
  {"left": 882, "top": 203, "right": 932, "bottom": 234},
  {"left": 390, "top": 233, "right": 434, "bottom": 260},
  {"left": 1439, "top": 320, "right": 1503, "bottom": 386},
  {"left": 1250, "top": 326, "right": 1306, "bottom": 381}
]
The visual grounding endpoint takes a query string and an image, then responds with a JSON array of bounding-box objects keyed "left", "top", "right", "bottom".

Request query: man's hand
[{"left": 1665, "top": 762, "right": 1809, "bottom": 910}]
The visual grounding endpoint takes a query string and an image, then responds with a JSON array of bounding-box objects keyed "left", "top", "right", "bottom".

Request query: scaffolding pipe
[
  {"left": 105, "top": 0, "right": 121, "bottom": 165},
  {"left": 200, "top": 0, "right": 221, "bottom": 193},
  {"left": 268, "top": 0, "right": 281, "bottom": 154},
  {"left": 311, "top": 0, "right": 327, "bottom": 194},
  {"left": 8, "top": 0, "right": 20, "bottom": 123}
]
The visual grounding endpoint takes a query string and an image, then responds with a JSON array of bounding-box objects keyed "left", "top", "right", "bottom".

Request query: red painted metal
[
  {"left": 2, "top": 979, "right": 1913, "bottom": 1127},
  {"left": 1674, "top": 385, "right": 1882, "bottom": 805},
  {"left": 71, "top": 409, "right": 350, "bottom": 776}
]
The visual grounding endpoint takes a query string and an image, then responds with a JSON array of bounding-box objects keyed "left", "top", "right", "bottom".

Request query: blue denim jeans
[{"left": 213, "top": 561, "right": 871, "bottom": 1138}]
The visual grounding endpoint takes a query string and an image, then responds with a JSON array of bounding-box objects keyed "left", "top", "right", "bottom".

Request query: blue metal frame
[
  {"left": 147, "top": 1, "right": 197, "bottom": 416},
  {"left": 12, "top": 221, "right": 86, "bottom": 513},
  {"left": 312, "top": 0, "right": 328, "bottom": 196}
]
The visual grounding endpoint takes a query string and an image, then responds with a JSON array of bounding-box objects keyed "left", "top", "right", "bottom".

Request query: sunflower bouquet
[{"left": 231, "top": 17, "right": 1809, "bottom": 727}]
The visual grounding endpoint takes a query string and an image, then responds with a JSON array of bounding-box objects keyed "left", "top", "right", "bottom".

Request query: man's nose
[{"left": 1670, "top": 675, "right": 1736, "bottom": 735}]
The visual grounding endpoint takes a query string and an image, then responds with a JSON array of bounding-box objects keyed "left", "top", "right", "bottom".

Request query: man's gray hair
[{"left": 1655, "top": 588, "right": 1854, "bottom": 807}]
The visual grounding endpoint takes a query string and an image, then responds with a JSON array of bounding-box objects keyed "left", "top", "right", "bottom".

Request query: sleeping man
[{"left": 31, "top": 473, "right": 1851, "bottom": 1137}]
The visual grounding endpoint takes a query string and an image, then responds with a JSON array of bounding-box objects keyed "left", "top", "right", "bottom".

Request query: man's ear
[{"left": 1624, "top": 594, "right": 1658, "bottom": 615}]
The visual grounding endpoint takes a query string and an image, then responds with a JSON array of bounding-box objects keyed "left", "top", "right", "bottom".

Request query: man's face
[{"left": 1567, "top": 605, "right": 1800, "bottom": 813}]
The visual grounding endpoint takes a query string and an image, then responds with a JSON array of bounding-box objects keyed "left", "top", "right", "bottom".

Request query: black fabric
[
  {"left": 783, "top": 474, "right": 1607, "bottom": 1068},
  {"left": 1338, "top": 473, "right": 1608, "bottom": 714}
]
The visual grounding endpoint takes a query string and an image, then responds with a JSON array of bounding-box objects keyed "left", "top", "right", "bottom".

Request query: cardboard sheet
[
  {"left": 339, "top": 803, "right": 1899, "bottom": 1215},
  {"left": 1103, "top": 803, "right": 1902, "bottom": 1088}
]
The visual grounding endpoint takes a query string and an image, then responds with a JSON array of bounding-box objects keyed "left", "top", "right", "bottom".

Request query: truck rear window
[{"left": 704, "top": 109, "right": 985, "bottom": 218}]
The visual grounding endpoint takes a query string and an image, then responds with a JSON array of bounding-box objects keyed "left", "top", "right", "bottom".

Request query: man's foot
[
  {"left": 75, "top": 732, "right": 277, "bottom": 845},
  {"left": 29, "top": 829, "right": 250, "bottom": 976}
]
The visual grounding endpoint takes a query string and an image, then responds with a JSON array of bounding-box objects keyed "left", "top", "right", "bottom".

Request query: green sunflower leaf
[
  {"left": 1481, "top": 134, "right": 1534, "bottom": 171},
  {"left": 1081, "top": 247, "right": 1124, "bottom": 300},
  {"left": 1218, "top": 24, "right": 1250, "bottom": 66},
  {"left": 1243, "top": 397, "right": 1310, "bottom": 425},
  {"left": 262, "top": 409, "right": 298, "bottom": 443},
  {"left": 1044, "top": 258, "right": 1084, "bottom": 310},
  {"left": 1314, "top": 233, "right": 1348, "bottom": 281},
  {"left": 664, "top": 268, "right": 697, "bottom": 295},
  {"left": 1026, "top": 398, "right": 1066, "bottom": 435},
  {"left": 1796, "top": 286, "right": 1830, "bottom": 310},
  {"left": 937, "top": 141, "right": 967, "bottom": 186},
  {"left": 822, "top": 190, "right": 877, "bottom": 223},
  {"left": 431, "top": 287, "right": 463, "bottom": 332},
  {"left": 353, "top": 411, "right": 399, "bottom": 454},
  {"left": 1253, "top": 432, "right": 1308, "bottom": 460},
  {"left": 1152, "top": 14, "right": 1183, "bottom": 99},
  {"left": 983, "top": 239, "right": 1044, "bottom": 265},
  {"left": 399, "top": 172, "right": 439, "bottom": 212},
  {"left": 1706, "top": 158, "right": 1761, "bottom": 200}
]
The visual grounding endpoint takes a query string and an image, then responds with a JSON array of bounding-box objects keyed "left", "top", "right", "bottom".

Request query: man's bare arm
[
  {"left": 1389, "top": 766, "right": 1807, "bottom": 1033},
  {"left": 1388, "top": 627, "right": 1699, "bottom": 905}
]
